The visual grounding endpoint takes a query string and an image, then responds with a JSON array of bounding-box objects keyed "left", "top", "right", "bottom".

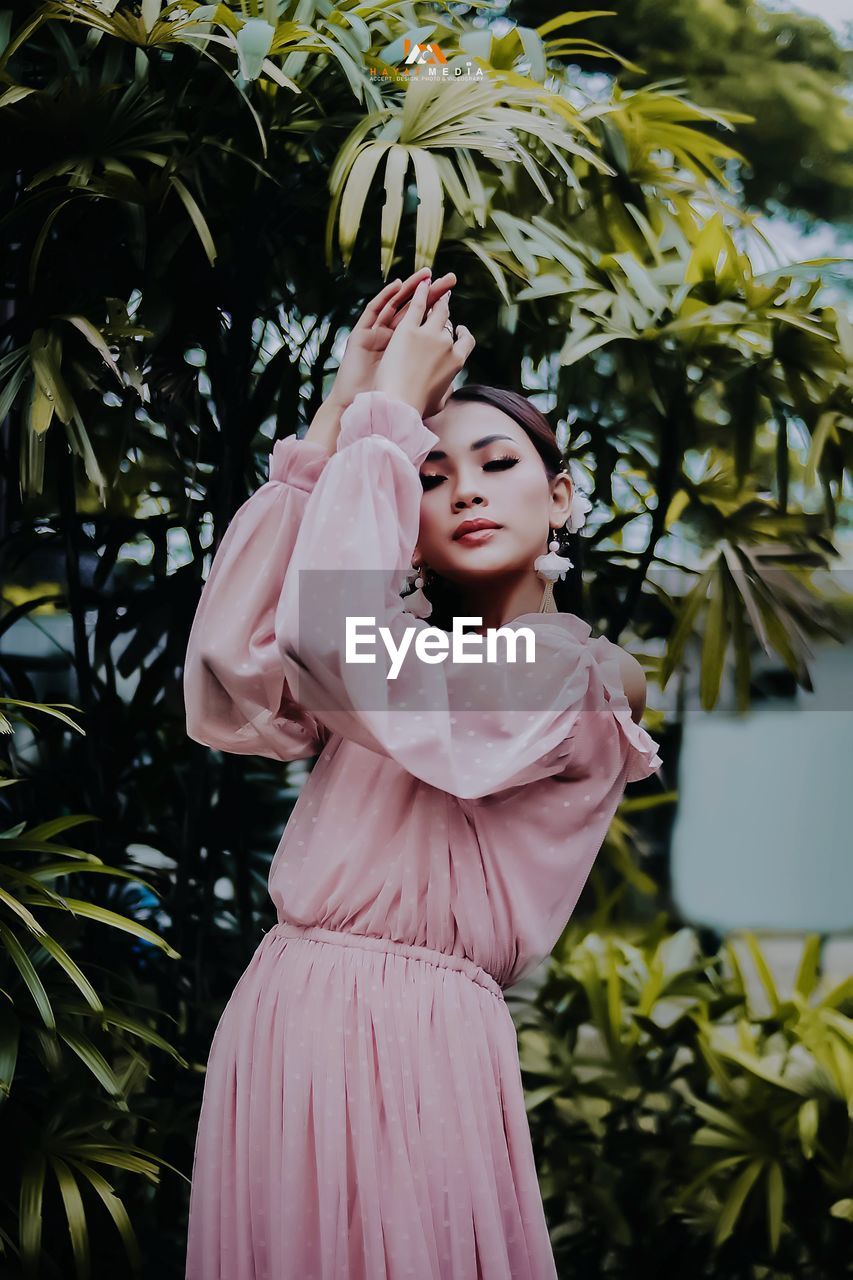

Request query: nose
[{"left": 452, "top": 473, "right": 486, "bottom": 509}]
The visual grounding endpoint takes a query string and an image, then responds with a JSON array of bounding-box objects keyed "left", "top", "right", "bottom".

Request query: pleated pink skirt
[{"left": 185, "top": 922, "right": 558, "bottom": 1279}]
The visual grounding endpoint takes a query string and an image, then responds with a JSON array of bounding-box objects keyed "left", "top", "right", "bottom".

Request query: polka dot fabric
[{"left": 183, "top": 391, "right": 663, "bottom": 1278}]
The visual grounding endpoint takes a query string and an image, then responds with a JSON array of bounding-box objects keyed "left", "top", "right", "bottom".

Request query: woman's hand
[
  {"left": 374, "top": 282, "right": 475, "bottom": 418},
  {"left": 305, "top": 269, "right": 456, "bottom": 450},
  {"left": 328, "top": 269, "right": 456, "bottom": 410}
]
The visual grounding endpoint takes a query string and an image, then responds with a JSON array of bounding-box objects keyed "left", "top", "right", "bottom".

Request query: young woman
[{"left": 182, "top": 269, "right": 663, "bottom": 1279}]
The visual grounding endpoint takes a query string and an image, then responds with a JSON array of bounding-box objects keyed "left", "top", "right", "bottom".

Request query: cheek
[
  {"left": 510, "top": 474, "right": 552, "bottom": 546},
  {"left": 416, "top": 470, "right": 549, "bottom": 566}
]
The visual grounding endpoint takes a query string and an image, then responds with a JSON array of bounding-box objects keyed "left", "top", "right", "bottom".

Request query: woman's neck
[{"left": 457, "top": 575, "right": 552, "bottom": 634}]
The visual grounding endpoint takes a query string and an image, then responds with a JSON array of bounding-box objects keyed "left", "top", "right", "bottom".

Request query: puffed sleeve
[
  {"left": 183, "top": 435, "right": 333, "bottom": 761},
  {"left": 273, "top": 391, "right": 663, "bottom": 798}
]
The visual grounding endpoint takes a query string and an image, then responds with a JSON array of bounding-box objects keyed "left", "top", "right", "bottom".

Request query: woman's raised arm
[
  {"left": 273, "top": 390, "right": 663, "bottom": 798},
  {"left": 182, "top": 271, "right": 455, "bottom": 760},
  {"left": 183, "top": 434, "right": 333, "bottom": 761}
]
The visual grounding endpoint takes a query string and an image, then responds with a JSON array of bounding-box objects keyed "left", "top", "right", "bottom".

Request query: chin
[{"left": 444, "top": 556, "right": 517, "bottom": 581}]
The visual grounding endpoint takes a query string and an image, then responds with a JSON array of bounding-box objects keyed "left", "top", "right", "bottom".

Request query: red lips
[{"left": 452, "top": 518, "right": 501, "bottom": 540}]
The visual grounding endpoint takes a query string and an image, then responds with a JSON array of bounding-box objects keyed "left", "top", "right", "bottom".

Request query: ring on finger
[{"left": 444, "top": 319, "right": 455, "bottom": 338}]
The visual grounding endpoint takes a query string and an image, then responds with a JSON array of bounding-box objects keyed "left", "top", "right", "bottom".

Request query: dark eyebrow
[{"left": 424, "top": 434, "right": 515, "bottom": 462}]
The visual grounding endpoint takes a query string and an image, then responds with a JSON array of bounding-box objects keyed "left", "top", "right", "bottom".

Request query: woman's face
[{"left": 415, "top": 399, "right": 572, "bottom": 584}]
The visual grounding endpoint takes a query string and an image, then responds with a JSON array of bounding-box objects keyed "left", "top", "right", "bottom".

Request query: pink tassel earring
[{"left": 534, "top": 528, "right": 573, "bottom": 613}]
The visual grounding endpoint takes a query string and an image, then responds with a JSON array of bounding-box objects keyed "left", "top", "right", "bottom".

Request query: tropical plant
[
  {"left": 514, "top": 923, "right": 853, "bottom": 1278},
  {"left": 0, "top": 1, "right": 850, "bottom": 1273},
  {"left": 0, "top": 698, "right": 184, "bottom": 1279},
  {"left": 510, "top": 0, "right": 853, "bottom": 224}
]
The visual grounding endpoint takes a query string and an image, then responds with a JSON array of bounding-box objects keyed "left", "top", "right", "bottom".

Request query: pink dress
[{"left": 182, "top": 390, "right": 663, "bottom": 1279}]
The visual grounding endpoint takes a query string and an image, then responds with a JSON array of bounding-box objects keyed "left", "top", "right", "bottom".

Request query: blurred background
[{"left": 1, "top": 1, "right": 851, "bottom": 1276}]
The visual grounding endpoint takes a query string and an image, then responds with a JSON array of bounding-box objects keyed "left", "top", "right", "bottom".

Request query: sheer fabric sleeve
[
  {"left": 183, "top": 436, "right": 333, "bottom": 761},
  {"left": 273, "top": 391, "right": 663, "bottom": 798}
]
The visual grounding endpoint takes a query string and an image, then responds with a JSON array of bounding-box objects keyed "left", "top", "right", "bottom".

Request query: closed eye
[{"left": 420, "top": 455, "right": 519, "bottom": 490}]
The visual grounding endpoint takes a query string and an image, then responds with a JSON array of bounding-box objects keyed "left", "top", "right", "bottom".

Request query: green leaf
[
  {"left": 66, "top": 1160, "right": 141, "bottom": 1274},
  {"left": 743, "top": 932, "right": 781, "bottom": 1017},
  {"left": 700, "top": 566, "right": 728, "bottom": 709},
  {"left": 0, "top": 1000, "right": 20, "bottom": 1098},
  {"left": 50, "top": 1156, "right": 90, "bottom": 1280},
  {"left": 559, "top": 330, "right": 626, "bottom": 367},
  {"left": 409, "top": 148, "right": 444, "bottom": 269},
  {"left": 68, "top": 1142, "right": 183, "bottom": 1183},
  {"left": 337, "top": 141, "right": 391, "bottom": 266},
  {"left": 671, "top": 1154, "right": 747, "bottom": 1211},
  {"left": 461, "top": 239, "right": 512, "bottom": 305},
  {"left": 29, "top": 863, "right": 159, "bottom": 896},
  {"left": 798, "top": 1098, "right": 819, "bottom": 1160},
  {"left": 715, "top": 1157, "right": 763, "bottom": 1245},
  {"left": 686, "top": 1095, "right": 754, "bottom": 1141},
  {"left": 57, "top": 1028, "right": 126, "bottom": 1102},
  {"left": 19, "top": 814, "right": 100, "bottom": 842},
  {"left": 0, "top": 84, "right": 36, "bottom": 107},
  {"left": 523, "top": 1083, "right": 563, "bottom": 1112},
  {"left": 766, "top": 1161, "right": 784, "bottom": 1254},
  {"left": 0, "top": 924, "right": 55, "bottom": 1029},
  {"left": 29, "top": 327, "right": 76, "bottom": 424},
  {"left": 0, "top": 885, "right": 46, "bottom": 936},
  {"left": 0, "top": 697, "right": 85, "bottom": 735},
  {"left": 170, "top": 176, "right": 217, "bottom": 267},
  {"left": 536, "top": 11, "right": 618, "bottom": 39},
  {"left": 684, "top": 211, "right": 729, "bottom": 284},
  {"left": 37, "top": 935, "right": 102, "bottom": 1012},
  {"left": 711, "top": 1040, "right": 811, "bottom": 1096},
  {"left": 39, "top": 898, "right": 180, "bottom": 960},
  {"left": 62, "top": 1002, "right": 186, "bottom": 1064},
  {"left": 53, "top": 315, "right": 122, "bottom": 383},
  {"left": 19, "top": 1151, "right": 46, "bottom": 1272},
  {"left": 379, "top": 144, "right": 409, "bottom": 278},
  {"left": 259, "top": 57, "right": 299, "bottom": 93}
]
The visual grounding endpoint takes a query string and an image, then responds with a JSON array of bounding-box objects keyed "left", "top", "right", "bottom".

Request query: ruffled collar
[{"left": 430, "top": 611, "right": 664, "bottom": 782}]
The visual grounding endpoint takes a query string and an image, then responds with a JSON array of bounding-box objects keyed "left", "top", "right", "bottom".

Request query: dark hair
[{"left": 410, "top": 383, "right": 586, "bottom": 631}]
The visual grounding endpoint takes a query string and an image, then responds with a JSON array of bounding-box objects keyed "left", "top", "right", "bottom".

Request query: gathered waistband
[{"left": 269, "top": 921, "right": 504, "bottom": 1001}]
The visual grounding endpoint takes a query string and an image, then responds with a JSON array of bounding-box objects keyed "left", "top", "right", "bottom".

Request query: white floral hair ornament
[
  {"left": 534, "top": 477, "right": 592, "bottom": 583},
  {"left": 566, "top": 484, "right": 593, "bottom": 533}
]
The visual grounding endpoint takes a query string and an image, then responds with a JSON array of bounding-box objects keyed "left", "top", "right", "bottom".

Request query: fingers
[
  {"left": 356, "top": 277, "right": 404, "bottom": 329},
  {"left": 423, "top": 290, "right": 452, "bottom": 334},
  {"left": 425, "top": 271, "right": 456, "bottom": 311},
  {"left": 391, "top": 274, "right": 451, "bottom": 330},
  {"left": 361, "top": 268, "right": 459, "bottom": 335},
  {"left": 374, "top": 292, "right": 405, "bottom": 330},
  {"left": 359, "top": 269, "right": 431, "bottom": 331},
  {"left": 378, "top": 269, "right": 432, "bottom": 328},
  {"left": 452, "top": 324, "right": 476, "bottom": 364},
  {"left": 401, "top": 276, "right": 431, "bottom": 328}
]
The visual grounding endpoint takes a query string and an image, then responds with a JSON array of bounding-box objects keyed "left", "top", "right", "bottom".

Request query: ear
[{"left": 549, "top": 472, "right": 573, "bottom": 527}]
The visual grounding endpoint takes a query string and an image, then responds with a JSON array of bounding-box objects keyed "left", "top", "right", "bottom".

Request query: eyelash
[{"left": 421, "top": 455, "right": 519, "bottom": 489}]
